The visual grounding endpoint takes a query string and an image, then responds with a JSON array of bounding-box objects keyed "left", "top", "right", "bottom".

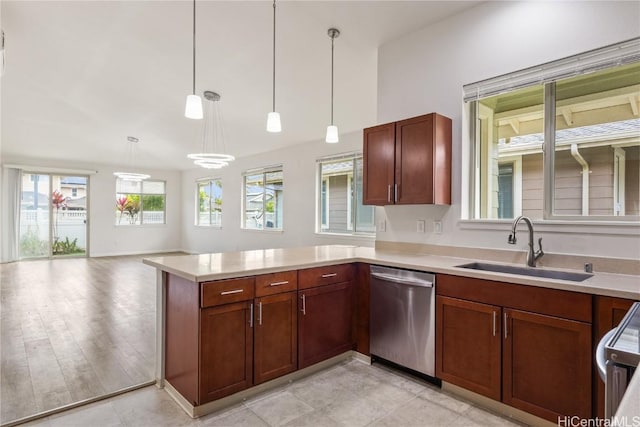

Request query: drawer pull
[
  {"left": 321, "top": 273, "right": 337, "bottom": 278},
  {"left": 221, "top": 289, "right": 244, "bottom": 296},
  {"left": 269, "top": 281, "right": 289, "bottom": 287}
]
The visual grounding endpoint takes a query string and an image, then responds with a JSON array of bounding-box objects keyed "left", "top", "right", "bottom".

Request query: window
[
  {"left": 196, "top": 178, "right": 222, "bottom": 227},
  {"left": 317, "top": 154, "right": 375, "bottom": 235},
  {"left": 465, "top": 39, "right": 640, "bottom": 221},
  {"left": 243, "top": 166, "right": 283, "bottom": 230},
  {"left": 115, "top": 179, "right": 166, "bottom": 225}
]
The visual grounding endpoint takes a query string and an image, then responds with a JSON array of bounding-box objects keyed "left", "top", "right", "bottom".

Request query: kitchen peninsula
[{"left": 144, "top": 245, "right": 640, "bottom": 424}]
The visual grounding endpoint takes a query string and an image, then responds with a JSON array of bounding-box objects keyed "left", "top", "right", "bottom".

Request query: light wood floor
[{"left": 0, "top": 255, "right": 161, "bottom": 425}]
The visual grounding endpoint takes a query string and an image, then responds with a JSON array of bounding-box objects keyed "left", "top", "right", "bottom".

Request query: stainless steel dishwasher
[{"left": 370, "top": 265, "right": 436, "bottom": 377}]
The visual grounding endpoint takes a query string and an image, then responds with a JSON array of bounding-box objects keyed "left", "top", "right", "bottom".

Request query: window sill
[
  {"left": 240, "top": 228, "right": 284, "bottom": 234},
  {"left": 194, "top": 225, "right": 223, "bottom": 229},
  {"left": 458, "top": 219, "right": 640, "bottom": 236},
  {"left": 315, "top": 232, "right": 376, "bottom": 240}
]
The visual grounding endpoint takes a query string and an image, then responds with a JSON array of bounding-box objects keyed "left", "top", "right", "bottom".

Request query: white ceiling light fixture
[
  {"left": 113, "top": 136, "right": 150, "bottom": 181},
  {"left": 188, "top": 91, "right": 235, "bottom": 169},
  {"left": 325, "top": 28, "right": 340, "bottom": 144},
  {"left": 266, "top": 0, "right": 281, "bottom": 133},
  {"left": 184, "top": 0, "right": 203, "bottom": 120}
]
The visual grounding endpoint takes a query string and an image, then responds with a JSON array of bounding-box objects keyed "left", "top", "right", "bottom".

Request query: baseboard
[{"left": 89, "top": 249, "right": 188, "bottom": 258}]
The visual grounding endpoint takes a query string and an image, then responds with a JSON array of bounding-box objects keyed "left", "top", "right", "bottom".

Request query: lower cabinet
[
  {"left": 200, "top": 301, "right": 253, "bottom": 403},
  {"left": 436, "top": 275, "right": 593, "bottom": 423},
  {"left": 254, "top": 291, "right": 298, "bottom": 385},
  {"left": 502, "top": 308, "right": 591, "bottom": 421},
  {"left": 436, "top": 296, "right": 501, "bottom": 400},
  {"left": 298, "top": 281, "right": 354, "bottom": 369}
]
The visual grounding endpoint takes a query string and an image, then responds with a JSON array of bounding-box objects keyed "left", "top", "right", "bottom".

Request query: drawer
[
  {"left": 298, "top": 264, "right": 354, "bottom": 290},
  {"left": 255, "top": 270, "right": 298, "bottom": 297},
  {"left": 201, "top": 277, "right": 255, "bottom": 308}
]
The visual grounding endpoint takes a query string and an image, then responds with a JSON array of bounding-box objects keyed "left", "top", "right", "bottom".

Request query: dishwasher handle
[{"left": 370, "top": 271, "right": 433, "bottom": 288}]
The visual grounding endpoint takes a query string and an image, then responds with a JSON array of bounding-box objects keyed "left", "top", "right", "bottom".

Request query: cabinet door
[
  {"left": 298, "top": 282, "right": 354, "bottom": 369},
  {"left": 395, "top": 114, "right": 434, "bottom": 204},
  {"left": 436, "top": 296, "right": 501, "bottom": 400},
  {"left": 503, "top": 308, "right": 591, "bottom": 422},
  {"left": 254, "top": 292, "right": 298, "bottom": 385},
  {"left": 593, "top": 296, "right": 635, "bottom": 419},
  {"left": 199, "top": 301, "right": 253, "bottom": 404},
  {"left": 363, "top": 122, "right": 395, "bottom": 205}
]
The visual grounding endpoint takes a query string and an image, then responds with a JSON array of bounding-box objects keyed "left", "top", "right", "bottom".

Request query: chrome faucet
[{"left": 508, "top": 216, "right": 544, "bottom": 267}]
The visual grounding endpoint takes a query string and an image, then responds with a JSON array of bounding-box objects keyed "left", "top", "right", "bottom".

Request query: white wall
[
  {"left": 377, "top": 1, "right": 640, "bottom": 259},
  {"left": 180, "top": 131, "right": 375, "bottom": 254},
  {"left": 1, "top": 156, "right": 182, "bottom": 258}
]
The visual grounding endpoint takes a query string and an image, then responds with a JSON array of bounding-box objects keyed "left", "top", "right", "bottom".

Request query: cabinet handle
[
  {"left": 321, "top": 273, "right": 337, "bottom": 278},
  {"left": 387, "top": 185, "right": 391, "bottom": 203},
  {"left": 503, "top": 312, "right": 508, "bottom": 339},
  {"left": 221, "top": 289, "right": 243, "bottom": 296},
  {"left": 394, "top": 184, "right": 398, "bottom": 203},
  {"left": 301, "top": 294, "right": 306, "bottom": 315},
  {"left": 269, "top": 281, "right": 289, "bottom": 287},
  {"left": 492, "top": 311, "right": 497, "bottom": 337},
  {"left": 249, "top": 303, "right": 254, "bottom": 328}
]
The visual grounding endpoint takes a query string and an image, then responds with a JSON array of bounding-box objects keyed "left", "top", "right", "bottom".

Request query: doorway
[{"left": 19, "top": 172, "right": 89, "bottom": 259}]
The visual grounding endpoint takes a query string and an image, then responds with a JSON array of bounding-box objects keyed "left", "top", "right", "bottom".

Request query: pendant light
[
  {"left": 184, "top": 0, "right": 203, "bottom": 119},
  {"left": 266, "top": 0, "right": 281, "bottom": 132},
  {"left": 113, "top": 137, "right": 150, "bottom": 181},
  {"left": 325, "top": 28, "right": 340, "bottom": 143},
  {"left": 188, "top": 91, "right": 235, "bottom": 169}
]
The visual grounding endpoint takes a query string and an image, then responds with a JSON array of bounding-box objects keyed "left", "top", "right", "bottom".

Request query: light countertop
[
  {"left": 143, "top": 245, "right": 640, "bottom": 300},
  {"left": 143, "top": 244, "right": 640, "bottom": 421}
]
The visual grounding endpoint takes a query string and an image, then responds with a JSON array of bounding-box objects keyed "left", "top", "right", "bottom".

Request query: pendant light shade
[
  {"left": 326, "top": 28, "right": 340, "bottom": 143},
  {"left": 267, "top": 111, "right": 281, "bottom": 133},
  {"left": 266, "top": 0, "right": 281, "bottom": 133},
  {"left": 185, "top": 0, "right": 202, "bottom": 120},
  {"left": 185, "top": 94, "right": 203, "bottom": 119},
  {"left": 325, "top": 125, "right": 339, "bottom": 143}
]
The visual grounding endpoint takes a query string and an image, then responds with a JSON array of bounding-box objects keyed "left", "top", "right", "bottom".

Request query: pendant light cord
[
  {"left": 272, "top": 0, "right": 276, "bottom": 112},
  {"left": 192, "top": 0, "right": 196, "bottom": 95},
  {"left": 330, "top": 35, "right": 334, "bottom": 125}
]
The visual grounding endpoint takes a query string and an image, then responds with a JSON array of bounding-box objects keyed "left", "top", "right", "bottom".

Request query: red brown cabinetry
[
  {"left": 363, "top": 113, "right": 451, "bottom": 205},
  {"left": 298, "top": 264, "right": 355, "bottom": 369},
  {"left": 436, "top": 274, "right": 592, "bottom": 423}
]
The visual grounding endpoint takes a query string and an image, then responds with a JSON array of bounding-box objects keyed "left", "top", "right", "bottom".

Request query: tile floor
[
  {"left": 1, "top": 255, "right": 159, "bottom": 424},
  {"left": 17, "top": 359, "right": 525, "bottom": 427}
]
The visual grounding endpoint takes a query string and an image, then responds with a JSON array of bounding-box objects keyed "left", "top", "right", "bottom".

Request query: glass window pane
[
  {"left": 320, "top": 159, "right": 353, "bottom": 233},
  {"left": 553, "top": 62, "right": 640, "bottom": 217},
  {"left": 116, "top": 179, "right": 141, "bottom": 194},
  {"left": 197, "top": 182, "right": 211, "bottom": 226},
  {"left": 19, "top": 173, "right": 50, "bottom": 258},
  {"left": 143, "top": 180, "right": 165, "bottom": 194},
  {"left": 245, "top": 174, "right": 264, "bottom": 229},
  {"left": 116, "top": 193, "right": 141, "bottom": 225},
  {"left": 473, "top": 85, "right": 544, "bottom": 219},
  {"left": 265, "top": 171, "right": 283, "bottom": 230},
  {"left": 211, "top": 179, "right": 222, "bottom": 228},
  {"left": 354, "top": 158, "right": 376, "bottom": 233}
]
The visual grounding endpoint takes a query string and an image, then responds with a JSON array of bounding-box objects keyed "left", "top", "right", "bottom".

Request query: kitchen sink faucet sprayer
[{"left": 508, "top": 216, "right": 544, "bottom": 267}]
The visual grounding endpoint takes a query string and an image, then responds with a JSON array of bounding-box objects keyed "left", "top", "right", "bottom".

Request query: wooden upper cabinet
[
  {"left": 363, "top": 113, "right": 451, "bottom": 205},
  {"left": 363, "top": 122, "right": 396, "bottom": 205}
]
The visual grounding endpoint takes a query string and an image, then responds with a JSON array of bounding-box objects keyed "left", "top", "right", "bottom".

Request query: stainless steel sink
[{"left": 456, "top": 262, "right": 593, "bottom": 282}]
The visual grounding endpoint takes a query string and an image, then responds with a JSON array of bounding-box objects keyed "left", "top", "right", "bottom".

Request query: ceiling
[{"left": 1, "top": 1, "right": 478, "bottom": 171}]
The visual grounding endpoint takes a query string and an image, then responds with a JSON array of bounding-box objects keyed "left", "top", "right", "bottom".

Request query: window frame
[
  {"left": 241, "top": 165, "right": 284, "bottom": 232},
  {"left": 195, "top": 177, "right": 223, "bottom": 228},
  {"left": 115, "top": 178, "right": 166, "bottom": 226},
  {"left": 464, "top": 38, "right": 640, "bottom": 225},
  {"left": 316, "top": 152, "right": 376, "bottom": 237}
]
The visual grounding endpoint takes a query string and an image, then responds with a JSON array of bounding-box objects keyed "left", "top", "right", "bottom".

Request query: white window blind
[{"left": 463, "top": 37, "right": 640, "bottom": 102}]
